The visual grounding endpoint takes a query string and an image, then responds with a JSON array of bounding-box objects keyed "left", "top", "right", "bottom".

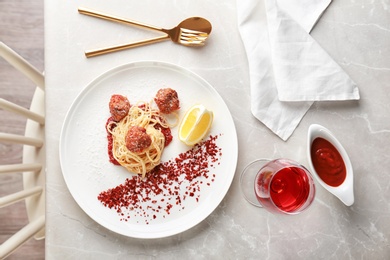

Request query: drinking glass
[{"left": 240, "top": 158, "right": 316, "bottom": 215}]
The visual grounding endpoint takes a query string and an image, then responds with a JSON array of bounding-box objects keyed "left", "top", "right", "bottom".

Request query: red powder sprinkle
[{"left": 97, "top": 134, "right": 222, "bottom": 224}]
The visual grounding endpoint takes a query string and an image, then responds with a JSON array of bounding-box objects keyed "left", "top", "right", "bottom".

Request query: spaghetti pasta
[{"left": 107, "top": 101, "right": 175, "bottom": 177}]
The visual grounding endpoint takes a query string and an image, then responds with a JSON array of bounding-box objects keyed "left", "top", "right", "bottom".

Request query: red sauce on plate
[
  {"left": 311, "top": 137, "right": 346, "bottom": 187},
  {"left": 154, "top": 123, "right": 173, "bottom": 146},
  {"left": 106, "top": 117, "right": 120, "bottom": 165}
]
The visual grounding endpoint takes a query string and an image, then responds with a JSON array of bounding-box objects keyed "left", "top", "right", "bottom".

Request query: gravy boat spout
[{"left": 307, "top": 124, "right": 354, "bottom": 206}]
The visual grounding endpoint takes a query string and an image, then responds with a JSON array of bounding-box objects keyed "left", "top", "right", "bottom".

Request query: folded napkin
[{"left": 237, "top": 0, "right": 360, "bottom": 140}]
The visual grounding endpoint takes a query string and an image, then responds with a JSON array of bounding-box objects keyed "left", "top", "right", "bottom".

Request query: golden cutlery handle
[
  {"left": 85, "top": 35, "right": 170, "bottom": 58},
  {"left": 78, "top": 7, "right": 164, "bottom": 32}
]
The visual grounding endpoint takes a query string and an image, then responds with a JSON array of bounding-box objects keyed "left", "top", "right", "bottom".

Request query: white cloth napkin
[{"left": 237, "top": 0, "right": 360, "bottom": 140}]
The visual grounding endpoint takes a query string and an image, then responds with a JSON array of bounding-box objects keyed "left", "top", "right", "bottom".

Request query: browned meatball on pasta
[
  {"left": 154, "top": 88, "right": 180, "bottom": 114},
  {"left": 109, "top": 94, "right": 130, "bottom": 122},
  {"left": 125, "top": 126, "right": 152, "bottom": 153}
]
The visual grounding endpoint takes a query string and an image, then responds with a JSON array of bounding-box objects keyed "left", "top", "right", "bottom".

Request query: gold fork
[{"left": 78, "top": 7, "right": 212, "bottom": 58}]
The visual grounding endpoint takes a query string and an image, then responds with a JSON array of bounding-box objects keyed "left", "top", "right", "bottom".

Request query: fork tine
[
  {"left": 182, "top": 32, "right": 209, "bottom": 38},
  {"left": 179, "top": 28, "right": 208, "bottom": 46},
  {"left": 181, "top": 33, "right": 208, "bottom": 39},
  {"left": 180, "top": 36, "right": 207, "bottom": 42},
  {"left": 180, "top": 33, "right": 208, "bottom": 39},
  {"left": 180, "top": 28, "right": 209, "bottom": 37},
  {"left": 179, "top": 37, "right": 206, "bottom": 46},
  {"left": 180, "top": 33, "right": 207, "bottom": 40}
]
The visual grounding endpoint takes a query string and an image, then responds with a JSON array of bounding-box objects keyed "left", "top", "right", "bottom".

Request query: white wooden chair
[{"left": 0, "top": 41, "right": 45, "bottom": 259}]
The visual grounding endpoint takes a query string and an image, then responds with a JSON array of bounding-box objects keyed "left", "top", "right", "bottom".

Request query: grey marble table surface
[{"left": 45, "top": 0, "right": 390, "bottom": 259}]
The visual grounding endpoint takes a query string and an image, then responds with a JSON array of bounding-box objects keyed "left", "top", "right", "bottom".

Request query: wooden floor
[{"left": 0, "top": 0, "right": 45, "bottom": 259}]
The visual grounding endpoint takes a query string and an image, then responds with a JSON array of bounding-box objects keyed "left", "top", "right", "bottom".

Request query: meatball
[
  {"left": 125, "top": 126, "right": 152, "bottom": 153},
  {"left": 154, "top": 88, "right": 180, "bottom": 114},
  {"left": 109, "top": 94, "right": 130, "bottom": 122}
]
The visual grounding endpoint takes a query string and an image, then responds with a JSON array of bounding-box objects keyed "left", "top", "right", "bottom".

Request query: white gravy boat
[{"left": 307, "top": 124, "right": 354, "bottom": 206}]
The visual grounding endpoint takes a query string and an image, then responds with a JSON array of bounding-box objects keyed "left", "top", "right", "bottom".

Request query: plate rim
[{"left": 59, "top": 60, "right": 238, "bottom": 238}]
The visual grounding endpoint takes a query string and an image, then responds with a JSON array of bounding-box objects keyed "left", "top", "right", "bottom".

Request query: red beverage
[{"left": 254, "top": 159, "right": 315, "bottom": 214}]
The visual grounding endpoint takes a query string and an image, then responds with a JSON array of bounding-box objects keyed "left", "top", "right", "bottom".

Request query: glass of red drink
[{"left": 240, "top": 158, "right": 316, "bottom": 214}]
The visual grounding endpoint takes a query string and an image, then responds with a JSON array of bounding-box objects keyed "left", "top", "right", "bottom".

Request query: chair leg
[
  {"left": 0, "top": 133, "right": 43, "bottom": 147},
  {"left": 0, "top": 98, "right": 44, "bottom": 124},
  {"left": 0, "top": 42, "right": 45, "bottom": 90},
  {"left": 0, "top": 186, "right": 43, "bottom": 208},
  {"left": 0, "top": 215, "right": 45, "bottom": 259},
  {"left": 0, "top": 163, "right": 42, "bottom": 174}
]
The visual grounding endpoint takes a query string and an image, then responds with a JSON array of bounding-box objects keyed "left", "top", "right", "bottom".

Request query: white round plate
[{"left": 59, "top": 61, "right": 238, "bottom": 238}]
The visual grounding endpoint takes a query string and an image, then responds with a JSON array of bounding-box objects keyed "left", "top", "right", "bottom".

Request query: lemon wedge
[{"left": 179, "top": 104, "right": 213, "bottom": 146}]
